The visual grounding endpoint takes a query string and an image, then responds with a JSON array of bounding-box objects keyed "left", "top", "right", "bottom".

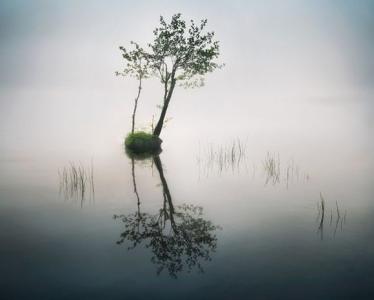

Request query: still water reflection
[
  {"left": 0, "top": 106, "right": 373, "bottom": 299},
  {"left": 58, "top": 161, "right": 95, "bottom": 207},
  {"left": 316, "top": 193, "right": 347, "bottom": 240},
  {"left": 114, "top": 153, "right": 220, "bottom": 278}
]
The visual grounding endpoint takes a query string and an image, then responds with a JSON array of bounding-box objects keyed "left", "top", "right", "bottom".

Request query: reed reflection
[
  {"left": 316, "top": 193, "right": 347, "bottom": 240},
  {"left": 58, "top": 161, "right": 95, "bottom": 207},
  {"left": 114, "top": 152, "right": 220, "bottom": 278},
  {"left": 196, "top": 141, "right": 310, "bottom": 188}
]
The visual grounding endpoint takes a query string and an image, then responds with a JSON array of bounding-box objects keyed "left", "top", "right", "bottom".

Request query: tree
[
  {"left": 116, "top": 42, "right": 149, "bottom": 134},
  {"left": 118, "top": 13, "right": 222, "bottom": 138}
]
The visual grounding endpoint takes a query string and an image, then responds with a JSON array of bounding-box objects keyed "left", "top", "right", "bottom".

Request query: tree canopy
[{"left": 118, "top": 13, "right": 222, "bottom": 137}]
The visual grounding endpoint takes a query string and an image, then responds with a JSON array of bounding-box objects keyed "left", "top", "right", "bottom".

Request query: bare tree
[{"left": 116, "top": 42, "right": 150, "bottom": 133}]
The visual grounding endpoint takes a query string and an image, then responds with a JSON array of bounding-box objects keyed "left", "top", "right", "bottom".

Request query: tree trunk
[
  {"left": 131, "top": 77, "right": 142, "bottom": 134},
  {"left": 153, "top": 155, "right": 177, "bottom": 232},
  {"left": 131, "top": 157, "right": 141, "bottom": 213},
  {"left": 153, "top": 78, "right": 176, "bottom": 137}
]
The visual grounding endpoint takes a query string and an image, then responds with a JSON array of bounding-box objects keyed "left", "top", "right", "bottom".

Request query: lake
[
  {"left": 0, "top": 92, "right": 373, "bottom": 299},
  {"left": 0, "top": 1, "right": 373, "bottom": 299}
]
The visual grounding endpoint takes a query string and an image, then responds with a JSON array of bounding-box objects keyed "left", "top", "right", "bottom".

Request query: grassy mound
[{"left": 125, "top": 131, "right": 162, "bottom": 154}]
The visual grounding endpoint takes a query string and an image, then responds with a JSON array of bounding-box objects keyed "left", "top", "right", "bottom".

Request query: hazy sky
[
  {"left": 0, "top": 0, "right": 373, "bottom": 90},
  {"left": 0, "top": 0, "right": 373, "bottom": 156}
]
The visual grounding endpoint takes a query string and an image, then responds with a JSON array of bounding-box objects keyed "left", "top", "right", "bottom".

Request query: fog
[{"left": 0, "top": 0, "right": 373, "bottom": 158}]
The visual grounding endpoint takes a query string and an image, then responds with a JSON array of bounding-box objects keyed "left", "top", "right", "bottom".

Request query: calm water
[{"left": 0, "top": 95, "right": 373, "bottom": 299}]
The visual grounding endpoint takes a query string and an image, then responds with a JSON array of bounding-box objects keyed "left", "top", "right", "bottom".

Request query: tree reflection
[{"left": 114, "top": 154, "right": 220, "bottom": 278}]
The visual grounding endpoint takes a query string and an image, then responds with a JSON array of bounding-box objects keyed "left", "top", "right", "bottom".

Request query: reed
[
  {"left": 263, "top": 152, "right": 280, "bottom": 185},
  {"left": 315, "top": 194, "right": 347, "bottom": 239},
  {"left": 263, "top": 154, "right": 310, "bottom": 188},
  {"left": 196, "top": 138, "right": 248, "bottom": 176},
  {"left": 315, "top": 193, "right": 326, "bottom": 239},
  {"left": 58, "top": 161, "right": 95, "bottom": 206}
]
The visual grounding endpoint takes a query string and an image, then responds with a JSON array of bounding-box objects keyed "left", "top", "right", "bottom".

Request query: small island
[{"left": 124, "top": 131, "right": 162, "bottom": 154}]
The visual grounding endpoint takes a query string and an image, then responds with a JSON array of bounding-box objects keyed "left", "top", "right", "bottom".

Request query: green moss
[
  {"left": 125, "top": 131, "right": 162, "bottom": 154},
  {"left": 125, "top": 131, "right": 154, "bottom": 146}
]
